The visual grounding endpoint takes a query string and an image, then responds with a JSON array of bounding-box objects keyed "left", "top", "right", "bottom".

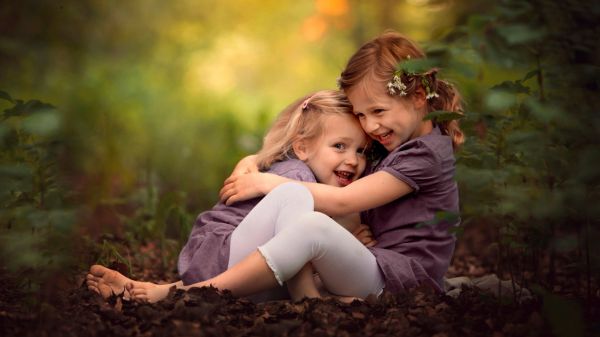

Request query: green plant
[
  {"left": 0, "top": 91, "right": 76, "bottom": 302},
  {"left": 433, "top": 0, "right": 599, "bottom": 316}
]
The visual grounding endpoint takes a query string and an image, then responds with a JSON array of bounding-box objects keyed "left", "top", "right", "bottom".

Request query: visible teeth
[{"left": 336, "top": 171, "right": 353, "bottom": 179}]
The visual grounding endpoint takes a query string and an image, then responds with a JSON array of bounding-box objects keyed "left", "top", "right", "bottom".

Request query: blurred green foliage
[
  {"left": 437, "top": 1, "right": 599, "bottom": 334},
  {"left": 0, "top": 91, "right": 76, "bottom": 301},
  {"left": 1, "top": 3, "right": 599, "bottom": 330},
  {"left": 449, "top": 0, "right": 600, "bottom": 282}
]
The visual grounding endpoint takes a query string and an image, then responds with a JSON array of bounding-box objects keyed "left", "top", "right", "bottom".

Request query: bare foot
[
  {"left": 126, "top": 281, "right": 182, "bottom": 303},
  {"left": 86, "top": 265, "right": 134, "bottom": 300}
]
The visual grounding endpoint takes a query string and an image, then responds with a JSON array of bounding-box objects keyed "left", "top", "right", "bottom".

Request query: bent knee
[
  {"left": 271, "top": 182, "right": 313, "bottom": 205},
  {"left": 273, "top": 182, "right": 311, "bottom": 196},
  {"left": 292, "top": 212, "right": 340, "bottom": 241}
]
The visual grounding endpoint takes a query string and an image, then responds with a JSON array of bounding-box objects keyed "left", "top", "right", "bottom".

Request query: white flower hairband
[
  {"left": 387, "top": 58, "right": 439, "bottom": 100},
  {"left": 387, "top": 74, "right": 408, "bottom": 96}
]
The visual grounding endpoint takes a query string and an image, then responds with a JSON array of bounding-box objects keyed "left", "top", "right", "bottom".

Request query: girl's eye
[
  {"left": 373, "top": 109, "right": 384, "bottom": 114},
  {"left": 333, "top": 143, "right": 346, "bottom": 150}
]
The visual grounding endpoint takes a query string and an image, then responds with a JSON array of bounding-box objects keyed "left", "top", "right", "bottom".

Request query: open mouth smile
[
  {"left": 334, "top": 170, "right": 355, "bottom": 186},
  {"left": 375, "top": 131, "right": 393, "bottom": 144}
]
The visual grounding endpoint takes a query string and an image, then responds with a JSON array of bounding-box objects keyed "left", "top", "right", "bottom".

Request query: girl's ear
[
  {"left": 292, "top": 139, "right": 310, "bottom": 161},
  {"left": 412, "top": 87, "right": 427, "bottom": 110}
]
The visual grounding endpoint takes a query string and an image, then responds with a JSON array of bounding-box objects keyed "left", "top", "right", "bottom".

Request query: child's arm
[{"left": 220, "top": 170, "right": 413, "bottom": 218}]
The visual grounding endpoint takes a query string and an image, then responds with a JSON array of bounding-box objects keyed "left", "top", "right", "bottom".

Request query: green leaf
[
  {"left": 22, "top": 109, "right": 61, "bottom": 136},
  {"left": 397, "top": 58, "right": 438, "bottom": 74},
  {"left": 521, "top": 69, "right": 539, "bottom": 83},
  {"left": 416, "top": 211, "right": 461, "bottom": 228},
  {"left": 422, "top": 43, "right": 448, "bottom": 58},
  {"left": 491, "top": 80, "right": 530, "bottom": 94},
  {"left": 3, "top": 100, "right": 55, "bottom": 118},
  {"left": 0, "top": 91, "right": 13, "bottom": 103},
  {"left": 423, "top": 110, "right": 464, "bottom": 122}
]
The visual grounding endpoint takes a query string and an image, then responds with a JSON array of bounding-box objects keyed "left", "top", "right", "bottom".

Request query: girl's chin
[
  {"left": 377, "top": 136, "right": 395, "bottom": 150},
  {"left": 381, "top": 143, "right": 395, "bottom": 151},
  {"left": 381, "top": 138, "right": 401, "bottom": 151}
]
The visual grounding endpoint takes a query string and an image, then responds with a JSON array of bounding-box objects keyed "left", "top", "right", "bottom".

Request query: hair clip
[{"left": 301, "top": 95, "right": 313, "bottom": 111}]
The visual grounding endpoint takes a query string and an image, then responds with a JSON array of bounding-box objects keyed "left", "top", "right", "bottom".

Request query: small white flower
[
  {"left": 426, "top": 92, "right": 439, "bottom": 100},
  {"left": 387, "top": 82, "right": 396, "bottom": 95},
  {"left": 387, "top": 74, "right": 407, "bottom": 96}
]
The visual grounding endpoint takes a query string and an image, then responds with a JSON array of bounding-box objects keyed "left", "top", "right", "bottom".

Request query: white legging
[{"left": 228, "top": 182, "right": 385, "bottom": 298}]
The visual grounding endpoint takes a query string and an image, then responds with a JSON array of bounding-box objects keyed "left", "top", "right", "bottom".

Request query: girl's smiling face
[
  {"left": 347, "top": 84, "right": 431, "bottom": 151},
  {"left": 295, "top": 113, "right": 369, "bottom": 187}
]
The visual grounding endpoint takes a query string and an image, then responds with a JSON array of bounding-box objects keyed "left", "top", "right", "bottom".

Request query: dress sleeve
[
  {"left": 283, "top": 168, "right": 317, "bottom": 183},
  {"left": 271, "top": 160, "right": 317, "bottom": 183},
  {"left": 381, "top": 141, "right": 441, "bottom": 193}
]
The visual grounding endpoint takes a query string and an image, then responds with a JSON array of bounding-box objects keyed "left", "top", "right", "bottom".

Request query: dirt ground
[{"left": 1, "top": 223, "right": 599, "bottom": 337}]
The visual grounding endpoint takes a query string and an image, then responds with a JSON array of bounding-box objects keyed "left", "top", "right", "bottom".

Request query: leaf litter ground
[{"left": 1, "top": 223, "right": 599, "bottom": 337}]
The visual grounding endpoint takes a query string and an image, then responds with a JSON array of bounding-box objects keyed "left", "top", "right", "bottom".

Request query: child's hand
[
  {"left": 227, "top": 155, "right": 259, "bottom": 179},
  {"left": 220, "top": 172, "right": 287, "bottom": 205},
  {"left": 352, "top": 224, "right": 377, "bottom": 247}
]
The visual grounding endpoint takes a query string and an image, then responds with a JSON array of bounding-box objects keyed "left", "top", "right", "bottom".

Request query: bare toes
[
  {"left": 86, "top": 274, "right": 97, "bottom": 282},
  {"left": 132, "top": 294, "right": 148, "bottom": 303},
  {"left": 90, "top": 264, "right": 107, "bottom": 276},
  {"left": 131, "top": 288, "right": 147, "bottom": 297}
]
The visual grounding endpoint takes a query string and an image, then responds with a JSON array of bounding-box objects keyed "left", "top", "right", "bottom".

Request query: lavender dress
[
  {"left": 364, "top": 126, "right": 460, "bottom": 293},
  {"left": 177, "top": 159, "right": 316, "bottom": 285}
]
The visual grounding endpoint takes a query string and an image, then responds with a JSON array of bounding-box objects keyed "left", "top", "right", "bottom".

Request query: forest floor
[{"left": 1, "top": 223, "right": 599, "bottom": 337}]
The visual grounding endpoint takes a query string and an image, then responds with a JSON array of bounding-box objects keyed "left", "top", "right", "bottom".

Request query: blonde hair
[
  {"left": 256, "top": 90, "right": 354, "bottom": 170},
  {"left": 338, "top": 31, "right": 465, "bottom": 150}
]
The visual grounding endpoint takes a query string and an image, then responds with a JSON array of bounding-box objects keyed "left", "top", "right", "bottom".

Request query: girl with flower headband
[
  {"left": 219, "top": 31, "right": 465, "bottom": 296},
  {"left": 87, "top": 89, "right": 376, "bottom": 303}
]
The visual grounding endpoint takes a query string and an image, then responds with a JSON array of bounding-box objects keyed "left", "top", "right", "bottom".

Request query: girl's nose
[
  {"left": 364, "top": 117, "right": 380, "bottom": 133},
  {"left": 345, "top": 152, "right": 358, "bottom": 166}
]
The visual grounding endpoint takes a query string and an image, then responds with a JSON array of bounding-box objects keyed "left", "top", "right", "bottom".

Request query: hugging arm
[{"left": 221, "top": 170, "right": 413, "bottom": 218}]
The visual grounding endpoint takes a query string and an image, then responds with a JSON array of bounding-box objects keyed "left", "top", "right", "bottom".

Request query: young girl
[
  {"left": 87, "top": 89, "right": 374, "bottom": 303},
  {"left": 219, "top": 31, "right": 465, "bottom": 295}
]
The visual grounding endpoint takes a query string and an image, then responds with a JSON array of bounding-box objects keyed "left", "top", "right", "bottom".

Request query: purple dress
[
  {"left": 177, "top": 159, "right": 316, "bottom": 285},
  {"left": 364, "top": 126, "right": 459, "bottom": 293}
]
